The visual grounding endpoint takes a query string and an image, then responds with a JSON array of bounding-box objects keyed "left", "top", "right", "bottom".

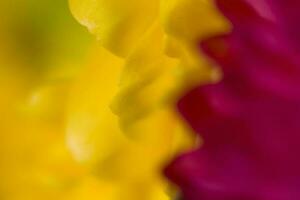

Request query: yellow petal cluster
[{"left": 67, "top": 0, "right": 229, "bottom": 199}]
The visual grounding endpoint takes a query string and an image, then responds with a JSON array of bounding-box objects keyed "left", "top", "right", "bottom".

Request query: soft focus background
[{"left": 0, "top": 0, "right": 94, "bottom": 199}]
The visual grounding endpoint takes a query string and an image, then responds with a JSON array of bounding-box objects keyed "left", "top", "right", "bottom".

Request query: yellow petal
[
  {"left": 110, "top": 23, "right": 179, "bottom": 130},
  {"left": 160, "top": 0, "right": 228, "bottom": 92},
  {"left": 69, "top": 0, "right": 159, "bottom": 57},
  {"left": 160, "top": 0, "right": 229, "bottom": 42}
]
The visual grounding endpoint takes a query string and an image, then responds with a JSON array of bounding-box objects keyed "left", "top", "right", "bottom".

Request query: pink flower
[{"left": 165, "top": 1, "right": 300, "bottom": 199}]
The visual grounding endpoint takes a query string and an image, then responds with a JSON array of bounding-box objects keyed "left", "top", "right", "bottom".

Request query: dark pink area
[{"left": 165, "top": 1, "right": 300, "bottom": 199}]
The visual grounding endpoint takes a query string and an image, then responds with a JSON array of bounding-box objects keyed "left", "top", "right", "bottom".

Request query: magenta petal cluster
[{"left": 165, "top": 1, "right": 300, "bottom": 199}]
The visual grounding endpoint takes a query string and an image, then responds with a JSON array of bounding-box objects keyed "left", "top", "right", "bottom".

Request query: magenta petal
[
  {"left": 168, "top": 68, "right": 300, "bottom": 199},
  {"left": 216, "top": 0, "right": 271, "bottom": 28},
  {"left": 165, "top": 149, "right": 260, "bottom": 200},
  {"left": 267, "top": 0, "right": 300, "bottom": 50},
  {"left": 166, "top": 1, "right": 300, "bottom": 199}
]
